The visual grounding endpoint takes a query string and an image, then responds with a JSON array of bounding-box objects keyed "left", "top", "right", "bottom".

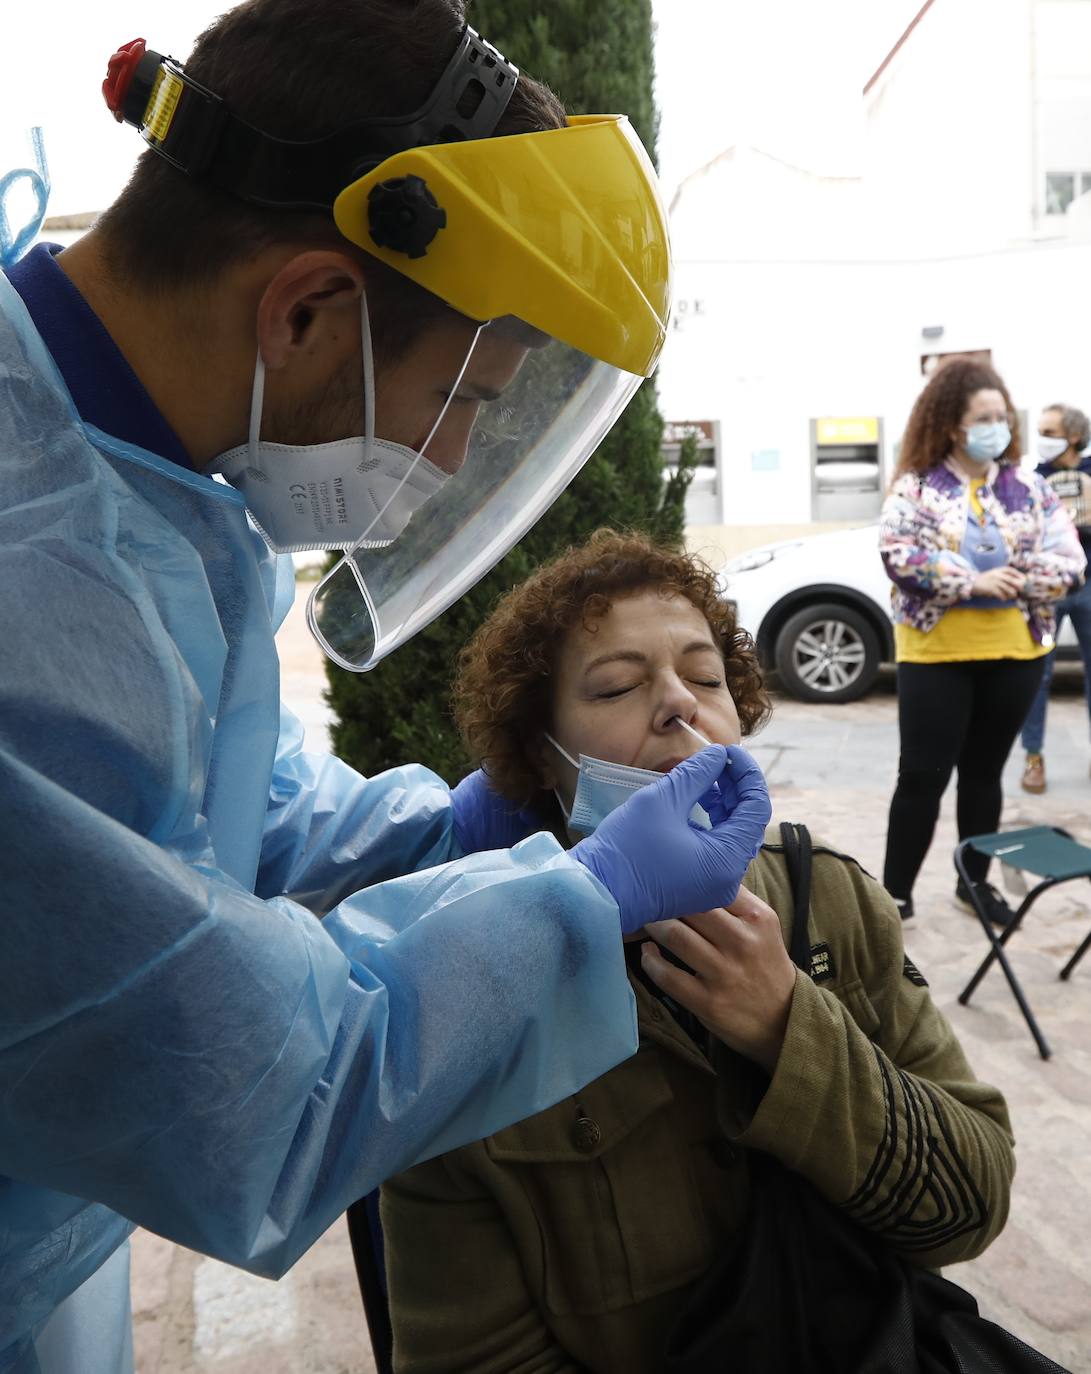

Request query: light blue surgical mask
[
  {"left": 963, "top": 421, "right": 1011, "bottom": 464},
  {"left": 546, "top": 734, "right": 712, "bottom": 836}
]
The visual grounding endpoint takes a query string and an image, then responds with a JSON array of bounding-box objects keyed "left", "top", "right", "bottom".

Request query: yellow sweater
[{"left": 896, "top": 479, "right": 1048, "bottom": 664}]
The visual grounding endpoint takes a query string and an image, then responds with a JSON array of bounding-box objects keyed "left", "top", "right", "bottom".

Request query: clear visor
[{"left": 307, "top": 328, "right": 641, "bottom": 671}]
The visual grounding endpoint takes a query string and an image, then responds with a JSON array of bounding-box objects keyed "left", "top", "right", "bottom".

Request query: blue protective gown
[{"left": 0, "top": 270, "right": 637, "bottom": 1371}]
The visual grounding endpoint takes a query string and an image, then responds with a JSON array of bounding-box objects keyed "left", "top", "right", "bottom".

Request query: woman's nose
[{"left": 655, "top": 674, "right": 699, "bottom": 731}]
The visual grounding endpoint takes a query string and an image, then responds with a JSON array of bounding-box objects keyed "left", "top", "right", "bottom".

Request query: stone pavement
[{"left": 128, "top": 594, "right": 1091, "bottom": 1372}]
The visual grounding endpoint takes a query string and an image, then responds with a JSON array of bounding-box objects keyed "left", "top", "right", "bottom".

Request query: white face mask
[
  {"left": 1037, "top": 435, "right": 1070, "bottom": 463},
  {"left": 209, "top": 294, "right": 482, "bottom": 554},
  {"left": 546, "top": 733, "right": 712, "bottom": 836}
]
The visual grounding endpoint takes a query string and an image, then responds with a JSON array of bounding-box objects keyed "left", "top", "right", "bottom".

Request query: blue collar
[
  {"left": 3, "top": 243, "right": 192, "bottom": 470},
  {"left": 1038, "top": 455, "right": 1091, "bottom": 479}
]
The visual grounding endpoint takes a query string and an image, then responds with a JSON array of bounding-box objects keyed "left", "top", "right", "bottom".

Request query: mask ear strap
[
  {"left": 544, "top": 733, "right": 579, "bottom": 770},
  {"left": 247, "top": 351, "right": 266, "bottom": 474},
  {"left": 247, "top": 287, "right": 377, "bottom": 483},
  {"left": 339, "top": 321, "right": 486, "bottom": 559},
  {"left": 543, "top": 735, "right": 578, "bottom": 828},
  {"left": 361, "top": 288, "right": 376, "bottom": 457},
  {"left": 417, "top": 322, "right": 485, "bottom": 458}
]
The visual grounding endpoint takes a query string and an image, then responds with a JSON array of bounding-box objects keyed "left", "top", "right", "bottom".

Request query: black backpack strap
[{"left": 779, "top": 822, "right": 813, "bottom": 973}]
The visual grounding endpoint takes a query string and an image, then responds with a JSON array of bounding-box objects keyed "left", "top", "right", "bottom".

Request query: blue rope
[{"left": 0, "top": 128, "right": 51, "bottom": 270}]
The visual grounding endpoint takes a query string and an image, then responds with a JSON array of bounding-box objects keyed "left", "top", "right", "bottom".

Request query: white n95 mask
[
  {"left": 212, "top": 432, "right": 449, "bottom": 553},
  {"left": 546, "top": 734, "right": 712, "bottom": 836},
  {"left": 208, "top": 292, "right": 477, "bottom": 554}
]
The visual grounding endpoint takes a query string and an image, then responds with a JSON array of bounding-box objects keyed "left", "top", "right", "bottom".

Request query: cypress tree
[{"left": 324, "top": 0, "right": 691, "bottom": 782}]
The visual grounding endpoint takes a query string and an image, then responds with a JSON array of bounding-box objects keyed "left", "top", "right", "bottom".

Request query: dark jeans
[
  {"left": 1019, "top": 578, "right": 1091, "bottom": 754},
  {"left": 883, "top": 657, "right": 1045, "bottom": 898}
]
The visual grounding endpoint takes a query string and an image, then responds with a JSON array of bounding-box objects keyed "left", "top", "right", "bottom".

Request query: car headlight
[
  {"left": 724, "top": 549, "right": 775, "bottom": 573},
  {"left": 721, "top": 542, "right": 802, "bottom": 575}
]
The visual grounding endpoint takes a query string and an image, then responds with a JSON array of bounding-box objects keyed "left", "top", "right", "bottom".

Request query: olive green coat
[{"left": 381, "top": 831, "right": 1015, "bottom": 1374}]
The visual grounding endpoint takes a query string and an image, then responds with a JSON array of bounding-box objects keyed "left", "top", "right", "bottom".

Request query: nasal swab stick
[{"left": 672, "top": 716, "right": 729, "bottom": 761}]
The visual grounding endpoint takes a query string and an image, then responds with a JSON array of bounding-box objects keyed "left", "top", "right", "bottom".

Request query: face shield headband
[{"left": 102, "top": 26, "right": 517, "bottom": 216}]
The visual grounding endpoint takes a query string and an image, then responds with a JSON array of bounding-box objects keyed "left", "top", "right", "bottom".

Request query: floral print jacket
[{"left": 879, "top": 459, "right": 1086, "bottom": 644}]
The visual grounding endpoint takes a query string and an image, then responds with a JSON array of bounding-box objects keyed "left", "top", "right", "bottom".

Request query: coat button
[{"left": 573, "top": 1117, "right": 602, "bottom": 1153}]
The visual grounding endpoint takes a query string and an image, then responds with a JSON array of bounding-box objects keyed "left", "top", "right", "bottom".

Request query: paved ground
[{"left": 129, "top": 592, "right": 1091, "bottom": 1372}]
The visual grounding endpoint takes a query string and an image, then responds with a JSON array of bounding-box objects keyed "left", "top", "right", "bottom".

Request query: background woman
[
  {"left": 1020, "top": 403, "right": 1091, "bottom": 793},
  {"left": 380, "top": 530, "right": 1014, "bottom": 1374},
  {"left": 879, "top": 360, "right": 1084, "bottom": 924}
]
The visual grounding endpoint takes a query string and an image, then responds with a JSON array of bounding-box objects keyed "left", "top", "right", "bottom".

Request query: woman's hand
[
  {"left": 572, "top": 746, "right": 771, "bottom": 934},
  {"left": 970, "top": 566, "right": 1026, "bottom": 599},
  {"left": 640, "top": 885, "right": 797, "bottom": 1074}
]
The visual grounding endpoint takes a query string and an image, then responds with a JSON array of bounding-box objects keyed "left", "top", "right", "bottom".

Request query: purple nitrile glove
[
  {"left": 451, "top": 768, "right": 542, "bottom": 854},
  {"left": 571, "top": 745, "right": 771, "bottom": 934}
]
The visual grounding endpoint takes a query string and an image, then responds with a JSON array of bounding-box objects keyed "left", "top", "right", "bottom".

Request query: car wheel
[{"left": 773, "top": 602, "right": 881, "bottom": 703}]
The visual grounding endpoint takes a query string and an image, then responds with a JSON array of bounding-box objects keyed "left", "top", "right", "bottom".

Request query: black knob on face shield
[{"left": 367, "top": 175, "right": 448, "bottom": 258}]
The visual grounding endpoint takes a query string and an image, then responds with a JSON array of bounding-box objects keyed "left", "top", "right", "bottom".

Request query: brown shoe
[{"left": 1021, "top": 753, "right": 1046, "bottom": 794}]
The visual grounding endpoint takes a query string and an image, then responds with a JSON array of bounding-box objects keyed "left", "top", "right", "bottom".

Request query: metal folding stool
[{"left": 955, "top": 826, "right": 1091, "bottom": 1060}]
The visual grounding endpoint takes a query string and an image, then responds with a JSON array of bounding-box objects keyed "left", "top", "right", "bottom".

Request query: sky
[
  {"left": 651, "top": 0, "right": 927, "bottom": 194},
  {"left": 0, "top": 1, "right": 929, "bottom": 222}
]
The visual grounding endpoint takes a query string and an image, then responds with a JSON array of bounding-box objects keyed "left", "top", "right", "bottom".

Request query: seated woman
[{"left": 380, "top": 530, "right": 1015, "bottom": 1374}]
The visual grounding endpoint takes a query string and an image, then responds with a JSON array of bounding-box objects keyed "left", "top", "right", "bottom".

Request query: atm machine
[{"left": 810, "top": 416, "right": 884, "bottom": 521}]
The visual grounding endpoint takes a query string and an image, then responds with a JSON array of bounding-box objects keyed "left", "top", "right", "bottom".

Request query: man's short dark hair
[{"left": 96, "top": 0, "right": 565, "bottom": 341}]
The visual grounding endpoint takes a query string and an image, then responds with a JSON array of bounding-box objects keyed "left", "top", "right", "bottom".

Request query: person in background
[
  {"left": 379, "top": 530, "right": 1015, "bottom": 1374},
  {"left": 879, "top": 360, "right": 1084, "bottom": 925},
  {"left": 1020, "top": 404, "right": 1091, "bottom": 793}
]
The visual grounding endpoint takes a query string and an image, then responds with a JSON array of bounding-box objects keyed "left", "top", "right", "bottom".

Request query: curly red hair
[
  {"left": 454, "top": 529, "right": 770, "bottom": 806},
  {"left": 895, "top": 358, "right": 1021, "bottom": 478}
]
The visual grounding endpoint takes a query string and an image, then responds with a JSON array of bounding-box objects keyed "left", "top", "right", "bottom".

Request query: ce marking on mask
[{"left": 287, "top": 479, "right": 351, "bottom": 536}]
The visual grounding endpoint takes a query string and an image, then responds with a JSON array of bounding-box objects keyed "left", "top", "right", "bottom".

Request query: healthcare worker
[{"left": 0, "top": 3, "right": 771, "bottom": 1371}]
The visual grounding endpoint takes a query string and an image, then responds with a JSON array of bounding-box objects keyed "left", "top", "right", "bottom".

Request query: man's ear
[{"left": 256, "top": 250, "right": 366, "bottom": 369}]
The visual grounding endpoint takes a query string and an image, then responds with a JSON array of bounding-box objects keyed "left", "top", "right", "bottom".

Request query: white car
[{"left": 720, "top": 523, "right": 1079, "bottom": 703}]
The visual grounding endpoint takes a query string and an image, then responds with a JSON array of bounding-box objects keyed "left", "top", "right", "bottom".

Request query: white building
[{"left": 660, "top": 0, "right": 1091, "bottom": 563}]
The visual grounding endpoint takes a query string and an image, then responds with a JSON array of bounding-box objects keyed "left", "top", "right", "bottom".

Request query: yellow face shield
[
  {"left": 304, "top": 113, "right": 675, "bottom": 673},
  {"left": 333, "top": 115, "right": 671, "bottom": 377}
]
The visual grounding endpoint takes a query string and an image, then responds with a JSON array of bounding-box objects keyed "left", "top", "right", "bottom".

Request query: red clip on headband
[{"left": 103, "top": 39, "right": 148, "bottom": 123}]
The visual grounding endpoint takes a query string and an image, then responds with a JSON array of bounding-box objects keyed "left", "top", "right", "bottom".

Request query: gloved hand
[
  {"left": 571, "top": 745, "right": 771, "bottom": 934},
  {"left": 451, "top": 768, "right": 542, "bottom": 854}
]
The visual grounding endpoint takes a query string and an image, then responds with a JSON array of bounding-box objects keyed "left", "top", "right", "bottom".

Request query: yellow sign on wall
[{"left": 816, "top": 416, "right": 879, "bottom": 446}]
